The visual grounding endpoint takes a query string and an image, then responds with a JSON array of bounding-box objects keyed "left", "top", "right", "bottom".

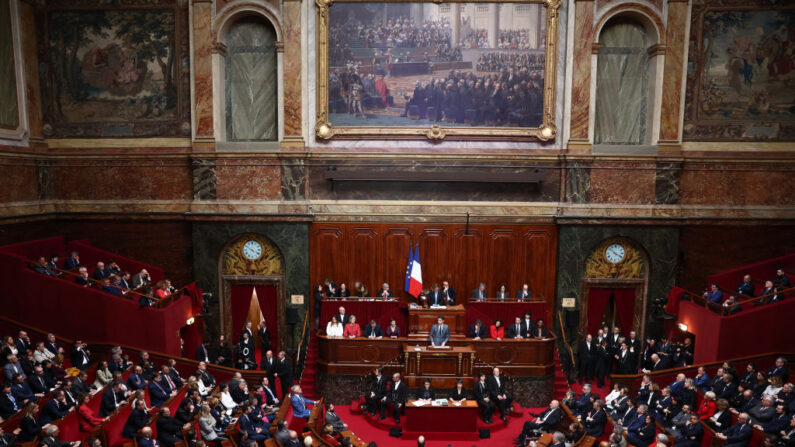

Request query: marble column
[
  {"left": 487, "top": 4, "right": 499, "bottom": 48},
  {"left": 282, "top": 0, "right": 304, "bottom": 147},
  {"left": 451, "top": 3, "right": 461, "bottom": 48},
  {"left": 411, "top": 4, "right": 424, "bottom": 27},
  {"left": 568, "top": 0, "right": 595, "bottom": 149},
  {"left": 657, "top": 0, "right": 689, "bottom": 151},
  {"left": 528, "top": 4, "right": 539, "bottom": 49},
  {"left": 192, "top": 0, "right": 215, "bottom": 152},
  {"left": 19, "top": 0, "right": 43, "bottom": 146}
]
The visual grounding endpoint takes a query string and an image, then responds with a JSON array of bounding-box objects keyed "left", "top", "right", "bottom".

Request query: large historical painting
[
  {"left": 39, "top": 0, "right": 191, "bottom": 138},
  {"left": 684, "top": 0, "right": 795, "bottom": 141},
  {"left": 315, "top": 0, "right": 560, "bottom": 141}
]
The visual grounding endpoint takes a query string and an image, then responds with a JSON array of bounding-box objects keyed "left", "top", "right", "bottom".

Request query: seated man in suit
[
  {"left": 122, "top": 399, "right": 149, "bottom": 439},
  {"left": 516, "top": 283, "right": 532, "bottom": 301},
  {"left": 92, "top": 262, "right": 107, "bottom": 281},
  {"left": 239, "top": 404, "right": 270, "bottom": 441},
  {"left": 429, "top": 316, "right": 450, "bottom": 347},
  {"left": 735, "top": 275, "right": 755, "bottom": 297},
  {"left": 474, "top": 373, "right": 495, "bottom": 424},
  {"left": 471, "top": 283, "right": 488, "bottom": 301},
  {"left": 4, "top": 355, "right": 25, "bottom": 383},
  {"left": 0, "top": 382, "right": 19, "bottom": 418},
  {"left": 366, "top": 369, "right": 387, "bottom": 417},
  {"left": 63, "top": 252, "right": 80, "bottom": 271},
  {"left": 754, "top": 404, "right": 789, "bottom": 435},
  {"left": 574, "top": 384, "right": 593, "bottom": 416},
  {"left": 514, "top": 400, "right": 562, "bottom": 444},
  {"left": 364, "top": 320, "right": 383, "bottom": 339},
  {"left": 75, "top": 267, "right": 90, "bottom": 287},
  {"left": 40, "top": 390, "right": 70, "bottom": 424},
  {"left": 379, "top": 372, "right": 407, "bottom": 424},
  {"left": 324, "top": 403, "right": 348, "bottom": 433},
  {"left": 377, "top": 283, "right": 394, "bottom": 299},
  {"left": 488, "top": 367, "right": 513, "bottom": 422},
  {"left": 507, "top": 317, "right": 526, "bottom": 340},
  {"left": 148, "top": 373, "right": 172, "bottom": 407},
  {"left": 642, "top": 353, "right": 671, "bottom": 373},
  {"left": 469, "top": 319, "right": 488, "bottom": 340},
  {"left": 290, "top": 385, "right": 314, "bottom": 418},
  {"left": 137, "top": 427, "right": 158, "bottom": 447},
  {"left": 768, "top": 357, "right": 789, "bottom": 382},
  {"left": 582, "top": 400, "right": 607, "bottom": 438},
  {"left": 127, "top": 366, "right": 146, "bottom": 391},
  {"left": 99, "top": 381, "right": 125, "bottom": 417},
  {"left": 427, "top": 284, "right": 447, "bottom": 307},
  {"left": 704, "top": 284, "right": 723, "bottom": 304},
  {"left": 675, "top": 413, "right": 704, "bottom": 447},
  {"left": 716, "top": 413, "right": 753, "bottom": 447},
  {"left": 441, "top": 281, "right": 456, "bottom": 305},
  {"left": 40, "top": 425, "right": 80, "bottom": 447},
  {"left": 29, "top": 366, "right": 56, "bottom": 395},
  {"left": 11, "top": 374, "right": 39, "bottom": 405}
]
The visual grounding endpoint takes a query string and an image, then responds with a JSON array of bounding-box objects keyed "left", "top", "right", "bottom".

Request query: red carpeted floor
[{"left": 333, "top": 403, "right": 545, "bottom": 447}]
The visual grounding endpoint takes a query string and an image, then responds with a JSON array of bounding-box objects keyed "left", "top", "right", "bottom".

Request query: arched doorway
[
  {"left": 218, "top": 234, "right": 286, "bottom": 358},
  {"left": 578, "top": 237, "right": 649, "bottom": 340}
]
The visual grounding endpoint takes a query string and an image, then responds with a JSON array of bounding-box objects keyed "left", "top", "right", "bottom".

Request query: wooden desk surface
[
  {"left": 402, "top": 343, "right": 475, "bottom": 354},
  {"left": 406, "top": 399, "right": 478, "bottom": 408}
]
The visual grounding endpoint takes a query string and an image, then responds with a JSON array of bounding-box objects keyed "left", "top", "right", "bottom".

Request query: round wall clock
[
  {"left": 605, "top": 243, "right": 626, "bottom": 264},
  {"left": 242, "top": 240, "right": 263, "bottom": 260}
]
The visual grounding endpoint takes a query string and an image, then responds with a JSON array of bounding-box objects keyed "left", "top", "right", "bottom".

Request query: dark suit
[
  {"left": 521, "top": 318, "right": 535, "bottom": 336},
  {"left": 127, "top": 374, "right": 145, "bottom": 391},
  {"left": 72, "top": 378, "right": 91, "bottom": 396},
  {"left": 427, "top": 291, "right": 446, "bottom": 307},
  {"left": 260, "top": 356, "right": 278, "bottom": 388},
  {"left": 99, "top": 387, "right": 120, "bottom": 417},
  {"left": 40, "top": 436, "right": 71, "bottom": 447},
  {"left": 735, "top": 281, "right": 754, "bottom": 297},
  {"left": 583, "top": 408, "right": 606, "bottom": 437},
  {"left": 63, "top": 258, "right": 80, "bottom": 271},
  {"left": 449, "top": 387, "right": 466, "bottom": 401},
  {"left": 239, "top": 413, "right": 268, "bottom": 441},
  {"left": 441, "top": 287, "right": 456, "bottom": 304},
  {"left": 71, "top": 347, "right": 90, "bottom": 370},
  {"left": 676, "top": 421, "right": 704, "bottom": 447},
  {"left": 471, "top": 288, "right": 488, "bottom": 301},
  {"left": 122, "top": 408, "right": 149, "bottom": 439},
  {"left": 486, "top": 375, "right": 512, "bottom": 418},
  {"left": 468, "top": 323, "right": 487, "bottom": 339},
  {"left": 257, "top": 327, "right": 271, "bottom": 355},
  {"left": 364, "top": 324, "right": 383, "bottom": 338},
  {"left": 29, "top": 374, "right": 53, "bottom": 394},
  {"left": 0, "top": 392, "right": 19, "bottom": 418},
  {"left": 722, "top": 422, "right": 752, "bottom": 447},
  {"left": 507, "top": 322, "right": 525, "bottom": 339},
  {"left": 149, "top": 381, "right": 170, "bottom": 407},
  {"left": 335, "top": 313, "right": 351, "bottom": 326},
  {"left": 276, "top": 358, "right": 293, "bottom": 397},
  {"left": 381, "top": 380, "right": 407, "bottom": 420},
  {"left": 92, "top": 268, "right": 108, "bottom": 281},
  {"left": 366, "top": 375, "right": 387, "bottom": 415},
  {"left": 516, "top": 289, "right": 532, "bottom": 300},
  {"left": 40, "top": 398, "right": 69, "bottom": 424},
  {"left": 520, "top": 407, "right": 561, "bottom": 437},
  {"left": 195, "top": 345, "right": 211, "bottom": 363},
  {"left": 156, "top": 415, "right": 185, "bottom": 447},
  {"left": 578, "top": 341, "right": 595, "bottom": 382},
  {"left": 474, "top": 380, "right": 494, "bottom": 421},
  {"left": 0, "top": 432, "right": 16, "bottom": 447}
]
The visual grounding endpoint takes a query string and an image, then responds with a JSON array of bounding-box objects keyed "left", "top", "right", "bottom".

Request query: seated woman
[
  {"left": 50, "top": 355, "right": 67, "bottom": 382},
  {"left": 417, "top": 379, "right": 435, "bottom": 402},
  {"left": 385, "top": 318, "right": 401, "bottom": 338},
  {"left": 321, "top": 424, "right": 341, "bottom": 447},
  {"left": 490, "top": 319, "right": 505, "bottom": 340},
  {"left": 533, "top": 319, "right": 550, "bottom": 338},
  {"left": 218, "top": 383, "right": 237, "bottom": 416},
  {"left": 626, "top": 414, "right": 655, "bottom": 447},
  {"left": 198, "top": 403, "right": 228, "bottom": 442},
  {"left": 449, "top": 379, "right": 466, "bottom": 403},
  {"left": 698, "top": 391, "right": 717, "bottom": 420},
  {"left": 356, "top": 283, "right": 369, "bottom": 297},
  {"left": 343, "top": 315, "right": 361, "bottom": 338},
  {"left": 326, "top": 315, "right": 344, "bottom": 337},
  {"left": 18, "top": 403, "right": 43, "bottom": 442},
  {"left": 78, "top": 393, "right": 108, "bottom": 432},
  {"left": 704, "top": 398, "right": 732, "bottom": 430},
  {"left": 762, "top": 376, "right": 784, "bottom": 401},
  {"left": 496, "top": 284, "right": 510, "bottom": 301},
  {"left": 154, "top": 280, "right": 173, "bottom": 300},
  {"left": 93, "top": 361, "right": 113, "bottom": 389}
]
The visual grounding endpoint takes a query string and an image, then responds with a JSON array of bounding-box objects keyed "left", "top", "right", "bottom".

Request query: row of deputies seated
[{"left": 363, "top": 367, "right": 513, "bottom": 425}]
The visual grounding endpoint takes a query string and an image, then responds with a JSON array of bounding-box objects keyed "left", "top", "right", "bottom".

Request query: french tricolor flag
[{"left": 408, "top": 245, "right": 423, "bottom": 298}]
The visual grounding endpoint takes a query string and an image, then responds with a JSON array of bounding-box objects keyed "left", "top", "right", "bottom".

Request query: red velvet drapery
[
  {"left": 253, "top": 285, "right": 278, "bottom": 352},
  {"left": 230, "top": 285, "right": 254, "bottom": 341},
  {"left": 613, "top": 288, "right": 636, "bottom": 334},
  {"left": 587, "top": 288, "right": 612, "bottom": 334}
]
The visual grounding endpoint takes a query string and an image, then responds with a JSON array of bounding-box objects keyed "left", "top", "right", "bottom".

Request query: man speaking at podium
[{"left": 430, "top": 316, "right": 450, "bottom": 347}]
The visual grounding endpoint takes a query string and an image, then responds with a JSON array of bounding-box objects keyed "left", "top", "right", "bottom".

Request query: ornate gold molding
[
  {"left": 584, "top": 238, "right": 646, "bottom": 279},
  {"left": 222, "top": 234, "right": 284, "bottom": 276},
  {"left": 314, "top": 0, "right": 560, "bottom": 142}
]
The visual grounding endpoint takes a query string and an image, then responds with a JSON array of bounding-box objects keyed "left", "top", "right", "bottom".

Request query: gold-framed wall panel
[{"left": 314, "top": 0, "right": 561, "bottom": 142}]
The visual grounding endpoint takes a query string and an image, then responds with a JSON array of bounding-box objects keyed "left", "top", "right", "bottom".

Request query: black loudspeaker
[
  {"left": 566, "top": 309, "right": 580, "bottom": 327},
  {"left": 286, "top": 307, "right": 299, "bottom": 325},
  {"left": 479, "top": 429, "right": 491, "bottom": 438}
]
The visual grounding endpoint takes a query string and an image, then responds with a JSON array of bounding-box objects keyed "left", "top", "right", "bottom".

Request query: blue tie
[{"left": 7, "top": 393, "right": 16, "bottom": 411}]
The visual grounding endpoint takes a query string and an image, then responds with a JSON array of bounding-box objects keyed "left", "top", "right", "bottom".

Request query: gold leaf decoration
[
  {"left": 584, "top": 239, "right": 645, "bottom": 279},
  {"left": 222, "top": 235, "right": 284, "bottom": 276}
]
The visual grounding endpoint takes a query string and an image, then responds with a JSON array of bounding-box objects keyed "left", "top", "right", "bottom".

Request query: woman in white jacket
[{"left": 326, "top": 315, "right": 344, "bottom": 337}]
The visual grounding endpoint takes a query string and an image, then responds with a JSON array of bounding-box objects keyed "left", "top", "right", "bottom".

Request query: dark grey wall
[{"left": 191, "top": 222, "right": 309, "bottom": 348}]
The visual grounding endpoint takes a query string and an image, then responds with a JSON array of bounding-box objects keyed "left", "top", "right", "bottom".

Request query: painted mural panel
[
  {"left": 684, "top": 0, "right": 795, "bottom": 141},
  {"left": 0, "top": 0, "right": 19, "bottom": 130},
  {"left": 39, "top": 0, "right": 191, "bottom": 138}
]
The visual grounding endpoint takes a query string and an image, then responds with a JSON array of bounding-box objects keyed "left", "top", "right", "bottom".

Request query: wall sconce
[
  {"left": 186, "top": 317, "right": 195, "bottom": 326},
  {"left": 677, "top": 323, "right": 688, "bottom": 332}
]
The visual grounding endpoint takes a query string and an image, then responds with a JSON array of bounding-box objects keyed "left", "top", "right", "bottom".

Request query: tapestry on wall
[
  {"left": 38, "top": 0, "right": 191, "bottom": 138},
  {"left": 683, "top": 0, "right": 794, "bottom": 141}
]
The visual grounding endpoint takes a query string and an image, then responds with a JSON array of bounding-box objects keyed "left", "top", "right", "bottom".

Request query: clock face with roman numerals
[
  {"left": 605, "top": 243, "right": 626, "bottom": 264},
  {"left": 242, "top": 240, "right": 263, "bottom": 260}
]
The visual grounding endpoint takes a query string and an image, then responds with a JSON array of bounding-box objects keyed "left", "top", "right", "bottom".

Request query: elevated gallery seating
[{"left": 0, "top": 237, "right": 203, "bottom": 356}]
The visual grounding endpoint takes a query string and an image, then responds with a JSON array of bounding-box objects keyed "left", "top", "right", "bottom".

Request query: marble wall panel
[
  {"left": 214, "top": 160, "right": 282, "bottom": 200},
  {"left": 654, "top": 163, "right": 680, "bottom": 205},
  {"left": 569, "top": 1, "right": 595, "bottom": 141},
  {"left": 282, "top": 1, "right": 302, "bottom": 138},
  {"left": 658, "top": 1, "right": 688, "bottom": 142},
  {"left": 0, "top": 157, "right": 37, "bottom": 203},
  {"left": 281, "top": 159, "right": 306, "bottom": 201},
  {"left": 588, "top": 163, "right": 655, "bottom": 204},
  {"left": 191, "top": 222, "right": 309, "bottom": 344},
  {"left": 306, "top": 160, "right": 561, "bottom": 202},
  {"left": 564, "top": 162, "right": 591, "bottom": 203},
  {"left": 192, "top": 159, "right": 217, "bottom": 200},
  {"left": 49, "top": 159, "right": 193, "bottom": 201},
  {"left": 193, "top": 2, "right": 214, "bottom": 138},
  {"left": 512, "top": 376, "right": 555, "bottom": 407},
  {"left": 679, "top": 165, "right": 795, "bottom": 206}
]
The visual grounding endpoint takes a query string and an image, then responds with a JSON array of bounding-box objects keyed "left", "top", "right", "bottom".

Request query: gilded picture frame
[{"left": 315, "top": 0, "right": 561, "bottom": 141}]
